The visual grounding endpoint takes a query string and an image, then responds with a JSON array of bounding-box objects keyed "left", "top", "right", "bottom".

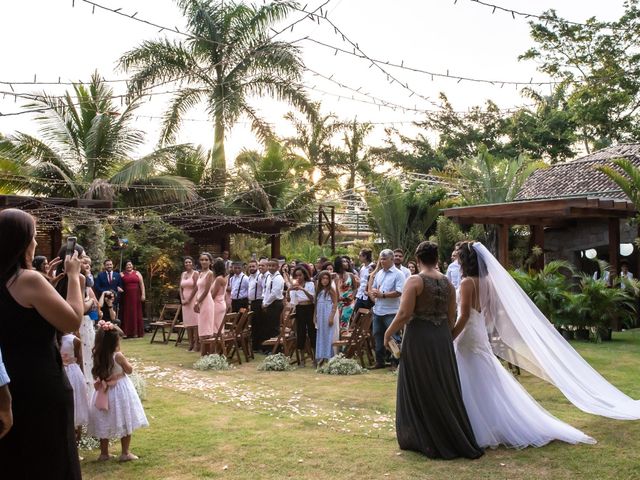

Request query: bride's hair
[
  {"left": 458, "top": 241, "right": 479, "bottom": 277},
  {"left": 415, "top": 241, "right": 438, "bottom": 266}
]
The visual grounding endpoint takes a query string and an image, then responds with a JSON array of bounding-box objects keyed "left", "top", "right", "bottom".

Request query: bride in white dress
[{"left": 452, "top": 241, "right": 640, "bottom": 449}]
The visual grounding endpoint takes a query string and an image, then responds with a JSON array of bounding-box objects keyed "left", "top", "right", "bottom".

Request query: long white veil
[{"left": 473, "top": 242, "right": 640, "bottom": 420}]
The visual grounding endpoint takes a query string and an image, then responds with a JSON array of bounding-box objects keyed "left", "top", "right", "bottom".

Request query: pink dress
[
  {"left": 197, "top": 272, "right": 215, "bottom": 337},
  {"left": 212, "top": 277, "right": 227, "bottom": 334},
  {"left": 180, "top": 272, "right": 199, "bottom": 327}
]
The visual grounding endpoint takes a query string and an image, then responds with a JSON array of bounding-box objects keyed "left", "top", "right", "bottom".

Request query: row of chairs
[{"left": 149, "top": 303, "right": 376, "bottom": 367}]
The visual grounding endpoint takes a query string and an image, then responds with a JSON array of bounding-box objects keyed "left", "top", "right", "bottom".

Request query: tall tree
[
  {"left": 521, "top": 1, "right": 640, "bottom": 152},
  {"left": 0, "top": 72, "right": 197, "bottom": 206},
  {"left": 333, "top": 119, "right": 374, "bottom": 194},
  {"left": 283, "top": 102, "right": 342, "bottom": 180},
  {"left": 119, "top": 0, "right": 312, "bottom": 183}
]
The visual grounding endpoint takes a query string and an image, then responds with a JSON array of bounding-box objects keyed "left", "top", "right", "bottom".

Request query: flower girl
[
  {"left": 60, "top": 332, "right": 89, "bottom": 439},
  {"left": 88, "top": 321, "right": 148, "bottom": 461}
]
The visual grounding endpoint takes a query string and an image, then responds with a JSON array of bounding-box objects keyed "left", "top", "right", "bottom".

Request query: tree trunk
[{"left": 210, "top": 105, "right": 226, "bottom": 197}]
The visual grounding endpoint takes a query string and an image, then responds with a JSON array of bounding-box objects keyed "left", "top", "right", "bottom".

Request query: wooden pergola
[
  {"left": 0, "top": 195, "right": 112, "bottom": 259},
  {"left": 443, "top": 197, "right": 638, "bottom": 274}
]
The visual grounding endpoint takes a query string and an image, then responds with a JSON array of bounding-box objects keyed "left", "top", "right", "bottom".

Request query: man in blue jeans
[{"left": 369, "top": 249, "right": 405, "bottom": 369}]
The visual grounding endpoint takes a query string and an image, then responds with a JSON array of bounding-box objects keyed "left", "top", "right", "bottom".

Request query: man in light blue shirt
[
  {"left": 369, "top": 249, "right": 405, "bottom": 369},
  {"left": 354, "top": 248, "right": 375, "bottom": 313},
  {"left": 0, "top": 348, "right": 12, "bottom": 439}
]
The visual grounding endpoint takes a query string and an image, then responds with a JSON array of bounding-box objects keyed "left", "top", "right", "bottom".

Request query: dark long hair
[
  {"left": 292, "top": 266, "right": 311, "bottom": 283},
  {"left": 0, "top": 209, "right": 36, "bottom": 287},
  {"left": 92, "top": 328, "right": 120, "bottom": 380},
  {"left": 458, "top": 241, "right": 479, "bottom": 277},
  {"left": 32, "top": 255, "right": 48, "bottom": 272},
  {"left": 212, "top": 258, "right": 226, "bottom": 277}
]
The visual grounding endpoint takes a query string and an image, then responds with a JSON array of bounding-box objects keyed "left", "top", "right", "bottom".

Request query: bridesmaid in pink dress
[
  {"left": 179, "top": 256, "right": 200, "bottom": 351},
  {"left": 211, "top": 259, "right": 228, "bottom": 335},
  {"left": 120, "top": 260, "right": 146, "bottom": 338},
  {"left": 195, "top": 253, "right": 215, "bottom": 343}
]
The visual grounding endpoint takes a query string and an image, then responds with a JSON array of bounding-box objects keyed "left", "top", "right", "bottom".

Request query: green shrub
[
  {"left": 257, "top": 353, "right": 295, "bottom": 371},
  {"left": 317, "top": 354, "right": 367, "bottom": 375},
  {"left": 193, "top": 354, "right": 233, "bottom": 371}
]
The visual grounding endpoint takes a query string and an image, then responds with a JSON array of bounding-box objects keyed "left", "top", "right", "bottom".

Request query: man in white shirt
[
  {"left": 446, "top": 242, "right": 463, "bottom": 290},
  {"left": 262, "top": 259, "right": 284, "bottom": 347},
  {"left": 620, "top": 261, "right": 634, "bottom": 290},
  {"left": 393, "top": 249, "right": 411, "bottom": 279},
  {"left": 369, "top": 249, "right": 406, "bottom": 369},
  {"left": 228, "top": 262, "right": 249, "bottom": 312},
  {"left": 248, "top": 260, "right": 266, "bottom": 350},
  {"left": 354, "top": 248, "right": 375, "bottom": 313}
]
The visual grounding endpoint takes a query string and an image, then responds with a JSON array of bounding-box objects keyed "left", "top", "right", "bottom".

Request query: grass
[{"left": 81, "top": 330, "right": 640, "bottom": 480}]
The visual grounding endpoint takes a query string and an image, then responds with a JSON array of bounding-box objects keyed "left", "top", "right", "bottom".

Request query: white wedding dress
[
  {"left": 455, "top": 306, "right": 595, "bottom": 448},
  {"left": 453, "top": 242, "right": 640, "bottom": 449}
]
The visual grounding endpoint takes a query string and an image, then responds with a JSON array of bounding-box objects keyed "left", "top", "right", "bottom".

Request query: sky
[{"left": 0, "top": 0, "right": 627, "bottom": 166}]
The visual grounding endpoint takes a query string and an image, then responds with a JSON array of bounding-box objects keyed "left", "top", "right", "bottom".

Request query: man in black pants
[
  {"left": 248, "top": 259, "right": 265, "bottom": 350},
  {"left": 354, "top": 248, "right": 375, "bottom": 314},
  {"left": 262, "top": 259, "right": 284, "bottom": 350},
  {"left": 229, "top": 262, "right": 249, "bottom": 312}
]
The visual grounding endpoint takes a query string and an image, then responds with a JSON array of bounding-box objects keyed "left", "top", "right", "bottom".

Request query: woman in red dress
[{"left": 120, "top": 260, "right": 146, "bottom": 338}]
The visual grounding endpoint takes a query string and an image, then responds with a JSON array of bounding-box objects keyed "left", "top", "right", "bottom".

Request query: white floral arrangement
[
  {"left": 317, "top": 354, "right": 367, "bottom": 375},
  {"left": 193, "top": 354, "right": 233, "bottom": 371},
  {"left": 128, "top": 372, "right": 147, "bottom": 400},
  {"left": 257, "top": 353, "right": 295, "bottom": 371},
  {"left": 77, "top": 426, "right": 100, "bottom": 451}
]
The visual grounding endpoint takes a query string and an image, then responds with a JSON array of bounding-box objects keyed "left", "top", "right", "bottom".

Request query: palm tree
[
  {"left": 366, "top": 178, "right": 447, "bottom": 255},
  {"left": 597, "top": 158, "right": 640, "bottom": 211},
  {"left": 0, "top": 72, "right": 197, "bottom": 206},
  {"left": 230, "top": 141, "right": 320, "bottom": 223},
  {"left": 284, "top": 102, "right": 342, "bottom": 180},
  {"left": 333, "top": 119, "right": 374, "bottom": 195},
  {"left": 119, "top": 0, "right": 312, "bottom": 183}
]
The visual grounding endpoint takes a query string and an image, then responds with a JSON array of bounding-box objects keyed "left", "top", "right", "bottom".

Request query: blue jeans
[{"left": 372, "top": 313, "right": 399, "bottom": 366}]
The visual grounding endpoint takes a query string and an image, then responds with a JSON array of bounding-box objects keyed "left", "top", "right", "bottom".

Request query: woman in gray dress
[{"left": 384, "top": 241, "right": 483, "bottom": 460}]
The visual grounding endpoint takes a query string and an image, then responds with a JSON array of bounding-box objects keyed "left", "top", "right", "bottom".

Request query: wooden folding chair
[
  {"left": 200, "top": 312, "right": 241, "bottom": 363},
  {"left": 332, "top": 309, "right": 374, "bottom": 366},
  {"left": 261, "top": 306, "right": 299, "bottom": 363},
  {"left": 234, "top": 310, "right": 254, "bottom": 362},
  {"left": 149, "top": 303, "right": 182, "bottom": 344}
]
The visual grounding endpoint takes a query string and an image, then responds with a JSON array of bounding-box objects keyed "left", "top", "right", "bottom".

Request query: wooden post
[
  {"left": 271, "top": 234, "right": 281, "bottom": 259},
  {"left": 530, "top": 224, "right": 545, "bottom": 271},
  {"left": 498, "top": 224, "right": 509, "bottom": 268},
  {"left": 318, "top": 206, "right": 323, "bottom": 246},
  {"left": 608, "top": 218, "right": 620, "bottom": 286},
  {"left": 330, "top": 206, "right": 336, "bottom": 254}
]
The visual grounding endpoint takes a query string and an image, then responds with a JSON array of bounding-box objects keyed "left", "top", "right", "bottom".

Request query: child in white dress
[
  {"left": 88, "top": 321, "right": 149, "bottom": 462},
  {"left": 60, "top": 333, "right": 89, "bottom": 434}
]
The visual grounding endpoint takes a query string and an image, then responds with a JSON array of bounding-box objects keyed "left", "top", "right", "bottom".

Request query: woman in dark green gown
[{"left": 384, "top": 241, "right": 483, "bottom": 460}]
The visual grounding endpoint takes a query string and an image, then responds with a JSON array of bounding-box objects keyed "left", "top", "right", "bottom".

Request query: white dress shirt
[
  {"left": 248, "top": 272, "right": 264, "bottom": 301},
  {"left": 263, "top": 272, "right": 284, "bottom": 306},
  {"left": 229, "top": 273, "right": 249, "bottom": 299},
  {"left": 0, "top": 347, "right": 9, "bottom": 387},
  {"left": 289, "top": 281, "right": 315, "bottom": 305},
  {"left": 356, "top": 262, "right": 375, "bottom": 300},
  {"left": 397, "top": 264, "right": 411, "bottom": 279},
  {"left": 446, "top": 260, "right": 462, "bottom": 290}
]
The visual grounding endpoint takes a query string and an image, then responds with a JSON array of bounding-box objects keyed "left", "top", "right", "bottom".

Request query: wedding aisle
[{"left": 80, "top": 333, "right": 640, "bottom": 480}]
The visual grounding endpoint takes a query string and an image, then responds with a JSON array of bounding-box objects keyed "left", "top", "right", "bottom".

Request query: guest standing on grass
[
  {"left": 384, "top": 241, "right": 483, "bottom": 460},
  {"left": 354, "top": 249, "right": 375, "bottom": 313},
  {"left": 0, "top": 208, "right": 84, "bottom": 479},
  {"left": 248, "top": 259, "right": 266, "bottom": 350},
  {"left": 180, "top": 256, "right": 200, "bottom": 351},
  {"left": 95, "top": 258, "right": 123, "bottom": 305},
  {"left": 314, "top": 271, "right": 338, "bottom": 366},
  {"left": 263, "top": 259, "right": 285, "bottom": 347},
  {"left": 393, "top": 249, "right": 411, "bottom": 279},
  {"left": 334, "top": 256, "right": 359, "bottom": 332},
  {"left": 228, "top": 261, "right": 250, "bottom": 312},
  {"left": 88, "top": 320, "right": 148, "bottom": 462},
  {"left": 288, "top": 266, "right": 316, "bottom": 361},
  {"left": 195, "top": 253, "right": 215, "bottom": 343},
  {"left": 120, "top": 260, "right": 146, "bottom": 338},
  {"left": 369, "top": 249, "right": 405, "bottom": 370},
  {"left": 211, "top": 259, "right": 228, "bottom": 335},
  {"left": 60, "top": 333, "right": 89, "bottom": 442}
]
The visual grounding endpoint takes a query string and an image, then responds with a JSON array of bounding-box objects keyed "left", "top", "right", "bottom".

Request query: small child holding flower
[{"left": 87, "top": 320, "right": 148, "bottom": 462}]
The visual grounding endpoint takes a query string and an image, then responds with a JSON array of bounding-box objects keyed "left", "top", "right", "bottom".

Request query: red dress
[{"left": 121, "top": 270, "right": 144, "bottom": 337}]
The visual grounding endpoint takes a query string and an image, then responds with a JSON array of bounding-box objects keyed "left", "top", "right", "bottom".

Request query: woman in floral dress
[{"left": 333, "top": 256, "right": 359, "bottom": 332}]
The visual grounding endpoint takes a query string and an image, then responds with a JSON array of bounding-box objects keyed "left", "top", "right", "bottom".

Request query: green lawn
[{"left": 81, "top": 331, "right": 640, "bottom": 480}]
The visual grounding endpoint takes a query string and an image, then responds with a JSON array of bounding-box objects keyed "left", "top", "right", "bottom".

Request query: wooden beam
[
  {"left": 498, "top": 224, "right": 509, "bottom": 268},
  {"left": 608, "top": 217, "right": 620, "bottom": 286}
]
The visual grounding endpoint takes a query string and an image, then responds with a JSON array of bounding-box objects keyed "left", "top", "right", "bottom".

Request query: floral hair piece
[{"left": 97, "top": 320, "right": 116, "bottom": 332}]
